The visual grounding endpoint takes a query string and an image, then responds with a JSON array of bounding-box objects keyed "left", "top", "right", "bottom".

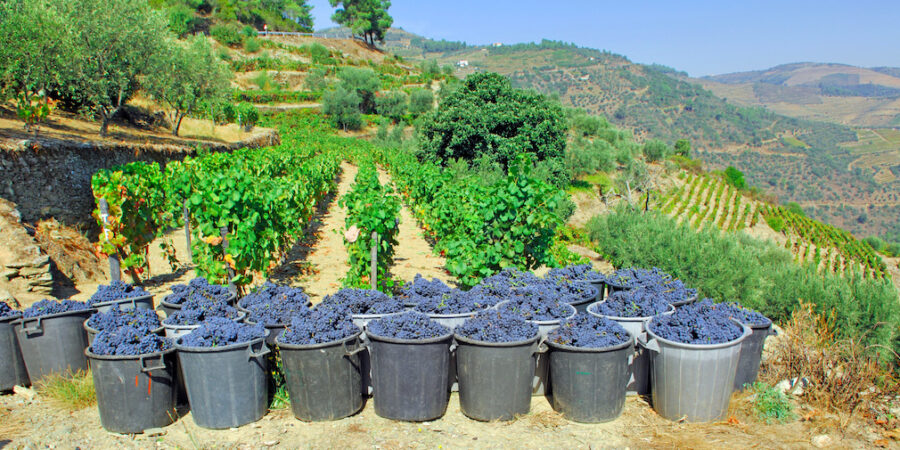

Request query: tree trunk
[
  {"left": 173, "top": 112, "right": 184, "bottom": 137},
  {"left": 99, "top": 110, "right": 110, "bottom": 137}
]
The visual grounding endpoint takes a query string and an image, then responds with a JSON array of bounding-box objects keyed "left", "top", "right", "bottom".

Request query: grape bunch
[
  {"left": 498, "top": 286, "right": 575, "bottom": 321},
  {"left": 279, "top": 307, "right": 360, "bottom": 346},
  {"left": 318, "top": 288, "right": 404, "bottom": 315},
  {"left": 540, "top": 276, "right": 598, "bottom": 303},
  {"left": 0, "top": 302, "right": 21, "bottom": 320},
  {"left": 366, "top": 311, "right": 450, "bottom": 340},
  {"left": 592, "top": 289, "right": 671, "bottom": 318},
  {"left": 483, "top": 267, "right": 541, "bottom": 288},
  {"left": 648, "top": 301, "right": 744, "bottom": 345},
  {"left": 607, "top": 267, "right": 672, "bottom": 289},
  {"left": 549, "top": 313, "right": 630, "bottom": 349},
  {"left": 708, "top": 301, "right": 771, "bottom": 327},
  {"left": 162, "top": 297, "right": 241, "bottom": 326},
  {"left": 414, "top": 289, "right": 492, "bottom": 314},
  {"left": 22, "top": 299, "right": 90, "bottom": 318},
  {"left": 87, "top": 305, "right": 161, "bottom": 333},
  {"left": 399, "top": 274, "right": 452, "bottom": 305},
  {"left": 470, "top": 278, "right": 514, "bottom": 299},
  {"left": 455, "top": 309, "right": 539, "bottom": 343},
  {"left": 91, "top": 325, "right": 172, "bottom": 356},
  {"left": 87, "top": 281, "right": 150, "bottom": 306},
  {"left": 240, "top": 282, "right": 311, "bottom": 326},
  {"left": 179, "top": 317, "right": 266, "bottom": 348},
  {"left": 547, "top": 264, "right": 606, "bottom": 282},
  {"left": 164, "top": 277, "right": 232, "bottom": 305}
]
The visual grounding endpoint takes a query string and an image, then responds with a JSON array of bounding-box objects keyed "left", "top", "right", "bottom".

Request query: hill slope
[{"left": 373, "top": 33, "right": 898, "bottom": 239}]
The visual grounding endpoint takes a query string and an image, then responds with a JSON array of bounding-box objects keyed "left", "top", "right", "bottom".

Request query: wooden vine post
[
  {"left": 98, "top": 198, "right": 121, "bottom": 282},
  {"left": 183, "top": 202, "right": 192, "bottom": 263},
  {"left": 370, "top": 231, "right": 378, "bottom": 290},
  {"left": 220, "top": 226, "right": 237, "bottom": 295}
]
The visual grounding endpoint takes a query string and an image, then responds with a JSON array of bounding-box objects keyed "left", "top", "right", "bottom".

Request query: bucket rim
[
  {"left": 162, "top": 311, "right": 246, "bottom": 329},
  {"left": 16, "top": 308, "right": 96, "bottom": 324},
  {"left": 88, "top": 293, "right": 155, "bottom": 309},
  {"left": 85, "top": 345, "right": 176, "bottom": 361},
  {"left": 645, "top": 318, "right": 752, "bottom": 350},
  {"left": 276, "top": 329, "right": 363, "bottom": 350},
  {"left": 453, "top": 332, "right": 540, "bottom": 348},
  {"left": 174, "top": 333, "right": 267, "bottom": 352},
  {"left": 365, "top": 329, "right": 453, "bottom": 345},
  {"left": 545, "top": 331, "right": 635, "bottom": 353},
  {"left": 587, "top": 301, "right": 675, "bottom": 322},
  {"left": 0, "top": 313, "right": 23, "bottom": 323}
]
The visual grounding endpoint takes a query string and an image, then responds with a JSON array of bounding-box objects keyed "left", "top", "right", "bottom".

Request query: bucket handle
[
  {"left": 248, "top": 343, "right": 271, "bottom": 360},
  {"left": 342, "top": 339, "right": 367, "bottom": 357},
  {"left": 643, "top": 337, "right": 660, "bottom": 353},
  {"left": 140, "top": 355, "right": 167, "bottom": 373},
  {"left": 533, "top": 338, "right": 549, "bottom": 355},
  {"left": 21, "top": 317, "right": 43, "bottom": 334}
]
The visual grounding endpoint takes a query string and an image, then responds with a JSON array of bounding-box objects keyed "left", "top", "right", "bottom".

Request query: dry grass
[
  {"left": 36, "top": 370, "right": 96, "bottom": 411},
  {"left": 760, "top": 301, "right": 898, "bottom": 419},
  {"left": 0, "top": 406, "right": 27, "bottom": 439},
  {"left": 32, "top": 219, "right": 105, "bottom": 283},
  {"left": 522, "top": 410, "right": 568, "bottom": 429}
]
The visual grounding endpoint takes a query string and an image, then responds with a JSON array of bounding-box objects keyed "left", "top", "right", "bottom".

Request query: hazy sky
[{"left": 307, "top": 0, "right": 900, "bottom": 77}]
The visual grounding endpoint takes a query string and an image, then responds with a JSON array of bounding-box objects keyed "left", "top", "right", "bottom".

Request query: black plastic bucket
[
  {"left": 0, "top": 315, "right": 30, "bottom": 390},
  {"left": 244, "top": 318, "right": 285, "bottom": 347},
  {"left": 91, "top": 294, "right": 155, "bottom": 314},
  {"left": 547, "top": 334, "right": 633, "bottom": 423},
  {"left": 428, "top": 311, "right": 478, "bottom": 393},
  {"left": 277, "top": 331, "right": 365, "bottom": 421},
  {"left": 454, "top": 333, "right": 539, "bottom": 421},
  {"left": 86, "top": 347, "right": 178, "bottom": 433},
  {"left": 174, "top": 335, "right": 270, "bottom": 429},
  {"left": 734, "top": 321, "right": 773, "bottom": 391},
  {"left": 367, "top": 330, "right": 452, "bottom": 421},
  {"left": 351, "top": 313, "right": 391, "bottom": 397},
  {"left": 14, "top": 309, "right": 94, "bottom": 382}
]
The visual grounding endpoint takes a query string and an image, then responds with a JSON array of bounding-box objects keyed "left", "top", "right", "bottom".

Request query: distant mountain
[{"left": 698, "top": 63, "right": 900, "bottom": 127}]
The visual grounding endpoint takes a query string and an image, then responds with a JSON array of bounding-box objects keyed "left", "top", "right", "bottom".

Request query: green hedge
[{"left": 586, "top": 207, "right": 900, "bottom": 360}]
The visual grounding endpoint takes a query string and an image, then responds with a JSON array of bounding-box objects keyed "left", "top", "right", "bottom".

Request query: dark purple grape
[
  {"left": 90, "top": 325, "right": 171, "bottom": 356},
  {"left": 88, "top": 281, "right": 150, "bottom": 306},
  {"left": 707, "top": 301, "right": 771, "bottom": 327},
  {"left": 87, "top": 305, "right": 160, "bottom": 333},
  {"left": 0, "top": 302, "right": 21, "bottom": 319},
  {"left": 547, "top": 264, "right": 606, "bottom": 282},
  {"left": 648, "top": 300, "right": 744, "bottom": 345},
  {"left": 455, "top": 309, "right": 538, "bottom": 343},
  {"left": 22, "top": 299, "right": 90, "bottom": 318},
  {"left": 366, "top": 311, "right": 450, "bottom": 340},
  {"left": 414, "top": 289, "right": 492, "bottom": 314},
  {"left": 162, "top": 297, "right": 240, "bottom": 326},
  {"left": 278, "top": 307, "right": 360, "bottom": 345},
  {"left": 163, "top": 277, "right": 231, "bottom": 305},
  {"left": 318, "top": 288, "right": 403, "bottom": 315},
  {"left": 497, "top": 286, "right": 575, "bottom": 321},
  {"left": 549, "top": 313, "right": 630, "bottom": 348},
  {"left": 593, "top": 289, "right": 672, "bottom": 318},
  {"left": 239, "top": 282, "right": 310, "bottom": 326},
  {"left": 179, "top": 317, "right": 265, "bottom": 348}
]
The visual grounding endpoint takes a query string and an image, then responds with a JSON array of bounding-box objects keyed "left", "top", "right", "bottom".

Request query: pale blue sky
[{"left": 307, "top": 0, "right": 900, "bottom": 77}]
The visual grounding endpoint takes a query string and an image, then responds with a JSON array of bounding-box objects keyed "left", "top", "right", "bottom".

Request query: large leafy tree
[
  {"left": 322, "top": 85, "right": 362, "bottom": 131},
  {"left": 419, "top": 72, "right": 568, "bottom": 186},
  {"left": 337, "top": 67, "right": 380, "bottom": 113},
  {"left": 146, "top": 36, "right": 232, "bottom": 136},
  {"left": 329, "top": 0, "right": 393, "bottom": 45},
  {"left": 0, "top": 0, "right": 69, "bottom": 101},
  {"left": 57, "top": 0, "right": 170, "bottom": 136}
]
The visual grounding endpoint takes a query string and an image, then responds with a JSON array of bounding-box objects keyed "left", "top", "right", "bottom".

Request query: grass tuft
[
  {"left": 750, "top": 382, "right": 796, "bottom": 424},
  {"left": 36, "top": 369, "right": 96, "bottom": 410}
]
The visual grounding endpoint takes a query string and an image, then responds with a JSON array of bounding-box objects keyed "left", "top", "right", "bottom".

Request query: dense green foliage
[
  {"left": 329, "top": 0, "right": 393, "bottom": 45},
  {"left": 322, "top": 85, "right": 362, "bottom": 130},
  {"left": 337, "top": 67, "right": 381, "bottom": 113},
  {"left": 380, "top": 143, "right": 565, "bottom": 286},
  {"left": 586, "top": 207, "right": 900, "bottom": 359},
  {"left": 375, "top": 90, "right": 408, "bottom": 122},
  {"left": 146, "top": 36, "right": 231, "bottom": 136},
  {"left": 151, "top": 0, "right": 313, "bottom": 33},
  {"left": 642, "top": 139, "right": 670, "bottom": 162},
  {"left": 419, "top": 72, "right": 569, "bottom": 187},
  {"left": 408, "top": 88, "right": 434, "bottom": 116},
  {"left": 339, "top": 162, "right": 400, "bottom": 291},
  {"left": 92, "top": 112, "right": 342, "bottom": 286},
  {"left": 724, "top": 166, "right": 746, "bottom": 189}
]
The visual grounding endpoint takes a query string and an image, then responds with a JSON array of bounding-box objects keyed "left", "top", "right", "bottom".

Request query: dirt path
[{"left": 376, "top": 168, "right": 453, "bottom": 286}]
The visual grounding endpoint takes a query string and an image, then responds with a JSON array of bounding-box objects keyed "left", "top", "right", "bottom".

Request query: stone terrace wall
[{"left": 0, "top": 130, "right": 279, "bottom": 232}]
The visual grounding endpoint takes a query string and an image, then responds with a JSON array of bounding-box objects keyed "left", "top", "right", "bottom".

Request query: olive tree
[
  {"left": 0, "top": 0, "right": 69, "bottom": 101},
  {"left": 146, "top": 36, "right": 232, "bottom": 136}
]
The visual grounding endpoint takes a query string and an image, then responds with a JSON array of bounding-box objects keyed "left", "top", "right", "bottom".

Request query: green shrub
[
  {"left": 724, "top": 166, "right": 747, "bottom": 189},
  {"left": 408, "top": 88, "right": 434, "bottom": 116},
  {"left": 243, "top": 36, "right": 261, "bottom": 53},
  {"left": 322, "top": 85, "right": 362, "bottom": 131},
  {"left": 642, "top": 139, "right": 670, "bottom": 162},
  {"left": 241, "top": 25, "right": 257, "bottom": 38},
  {"left": 765, "top": 215, "right": 785, "bottom": 232},
  {"left": 375, "top": 90, "right": 408, "bottom": 122},
  {"left": 585, "top": 207, "right": 900, "bottom": 358},
  {"left": 235, "top": 102, "right": 258, "bottom": 130},
  {"left": 210, "top": 23, "right": 242, "bottom": 47},
  {"left": 167, "top": 4, "right": 198, "bottom": 37},
  {"left": 750, "top": 382, "right": 796, "bottom": 424}
]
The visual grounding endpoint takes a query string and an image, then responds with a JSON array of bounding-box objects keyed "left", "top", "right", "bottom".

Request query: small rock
[
  {"left": 812, "top": 434, "right": 833, "bottom": 448},
  {"left": 14, "top": 385, "right": 36, "bottom": 402},
  {"left": 29, "top": 255, "right": 50, "bottom": 268},
  {"left": 2, "top": 268, "right": 19, "bottom": 279},
  {"left": 263, "top": 441, "right": 279, "bottom": 447},
  {"left": 144, "top": 428, "right": 167, "bottom": 437},
  {"left": 19, "top": 266, "right": 48, "bottom": 277}
]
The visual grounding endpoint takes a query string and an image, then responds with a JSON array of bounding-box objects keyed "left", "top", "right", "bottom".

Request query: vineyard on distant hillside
[{"left": 656, "top": 172, "right": 888, "bottom": 280}]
